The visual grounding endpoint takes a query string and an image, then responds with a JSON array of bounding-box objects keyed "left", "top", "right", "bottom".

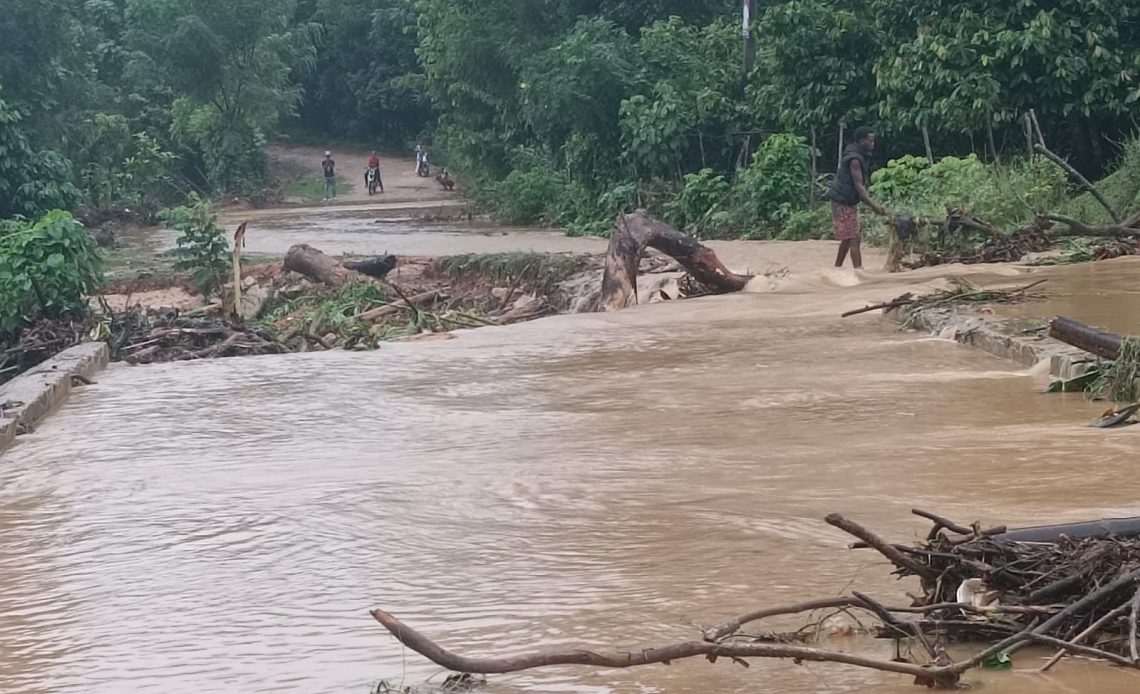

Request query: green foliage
[
  {"left": 870, "top": 154, "right": 1068, "bottom": 229},
  {"left": 664, "top": 169, "right": 730, "bottom": 232},
  {"left": 73, "top": 113, "right": 175, "bottom": 210},
  {"left": 620, "top": 86, "right": 695, "bottom": 178},
  {"left": 0, "top": 211, "right": 104, "bottom": 342},
  {"left": 296, "top": 0, "right": 431, "bottom": 143},
  {"left": 493, "top": 166, "right": 568, "bottom": 225},
  {"left": 1068, "top": 136, "right": 1140, "bottom": 224},
  {"left": 158, "top": 195, "right": 231, "bottom": 298},
  {"left": 780, "top": 206, "right": 832, "bottom": 241},
  {"left": 0, "top": 95, "right": 80, "bottom": 218},
  {"left": 433, "top": 252, "right": 584, "bottom": 289},
  {"left": 752, "top": 0, "right": 878, "bottom": 131},
  {"left": 734, "top": 134, "right": 813, "bottom": 225},
  {"left": 262, "top": 280, "right": 389, "bottom": 333},
  {"left": 522, "top": 18, "right": 640, "bottom": 154},
  {"left": 135, "top": 0, "right": 319, "bottom": 193},
  {"left": 872, "top": 0, "right": 1140, "bottom": 134}
]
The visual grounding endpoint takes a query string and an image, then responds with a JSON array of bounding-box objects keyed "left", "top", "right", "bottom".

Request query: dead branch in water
[
  {"left": 371, "top": 512, "right": 1140, "bottom": 689},
  {"left": 370, "top": 608, "right": 963, "bottom": 687}
]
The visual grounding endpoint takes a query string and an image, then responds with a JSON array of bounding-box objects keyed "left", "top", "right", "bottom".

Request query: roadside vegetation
[{"left": 5, "top": 0, "right": 1140, "bottom": 380}]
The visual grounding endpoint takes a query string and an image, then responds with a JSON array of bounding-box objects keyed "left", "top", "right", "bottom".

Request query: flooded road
[{"left": 5, "top": 234, "right": 1140, "bottom": 693}]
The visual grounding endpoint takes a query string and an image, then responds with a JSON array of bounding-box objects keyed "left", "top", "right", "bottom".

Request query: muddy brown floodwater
[{"left": 4, "top": 228, "right": 1140, "bottom": 694}]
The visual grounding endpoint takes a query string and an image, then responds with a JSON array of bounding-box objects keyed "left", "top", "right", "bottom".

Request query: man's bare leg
[
  {"left": 850, "top": 238, "right": 863, "bottom": 269},
  {"left": 835, "top": 239, "right": 851, "bottom": 267}
]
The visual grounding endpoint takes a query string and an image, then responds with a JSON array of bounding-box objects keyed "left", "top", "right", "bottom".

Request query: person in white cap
[{"left": 322, "top": 151, "right": 336, "bottom": 201}]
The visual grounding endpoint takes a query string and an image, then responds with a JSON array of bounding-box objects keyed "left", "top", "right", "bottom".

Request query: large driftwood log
[
  {"left": 284, "top": 244, "right": 354, "bottom": 286},
  {"left": 284, "top": 244, "right": 398, "bottom": 286},
  {"left": 599, "top": 211, "right": 752, "bottom": 311},
  {"left": 1048, "top": 316, "right": 1123, "bottom": 360}
]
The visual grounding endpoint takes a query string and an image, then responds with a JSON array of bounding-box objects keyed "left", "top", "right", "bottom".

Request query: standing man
[
  {"left": 322, "top": 150, "right": 336, "bottom": 201},
  {"left": 827, "top": 126, "right": 888, "bottom": 269},
  {"left": 366, "top": 150, "right": 384, "bottom": 193}
]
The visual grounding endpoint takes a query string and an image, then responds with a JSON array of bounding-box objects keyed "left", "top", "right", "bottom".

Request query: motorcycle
[
  {"left": 366, "top": 167, "right": 383, "bottom": 195},
  {"left": 416, "top": 158, "right": 430, "bottom": 177}
]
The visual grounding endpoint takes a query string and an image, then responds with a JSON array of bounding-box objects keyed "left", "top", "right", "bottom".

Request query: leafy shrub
[
  {"left": 493, "top": 167, "right": 567, "bottom": 225},
  {"left": 159, "top": 194, "right": 231, "bottom": 298},
  {"left": 1067, "top": 135, "right": 1140, "bottom": 224},
  {"left": 0, "top": 96, "right": 80, "bottom": 218},
  {"left": 870, "top": 154, "right": 1067, "bottom": 229},
  {"left": 74, "top": 113, "right": 176, "bottom": 211},
  {"left": 779, "top": 206, "right": 832, "bottom": 241},
  {"left": 0, "top": 211, "right": 104, "bottom": 342},
  {"left": 734, "top": 133, "right": 812, "bottom": 225},
  {"left": 619, "top": 84, "right": 694, "bottom": 176},
  {"left": 171, "top": 99, "right": 268, "bottom": 195},
  {"left": 664, "top": 168, "right": 730, "bottom": 232}
]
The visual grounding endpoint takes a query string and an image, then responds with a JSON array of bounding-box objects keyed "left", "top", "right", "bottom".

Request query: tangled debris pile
[
  {"left": 107, "top": 307, "right": 289, "bottom": 364},
  {"left": 858, "top": 512, "right": 1140, "bottom": 663},
  {"left": 368, "top": 511, "right": 1140, "bottom": 690},
  {"left": 887, "top": 209, "right": 1140, "bottom": 272}
]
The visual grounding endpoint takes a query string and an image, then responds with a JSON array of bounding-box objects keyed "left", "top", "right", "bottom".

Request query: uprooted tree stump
[{"left": 599, "top": 211, "right": 753, "bottom": 311}]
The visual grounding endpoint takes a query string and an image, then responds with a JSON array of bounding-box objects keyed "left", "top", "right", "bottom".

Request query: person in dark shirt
[
  {"left": 322, "top": 151, "right": 336, "bottom": 201},
  {"left": 366, "top": 151, "right": 384, "bottom": 193},
  {"left": 827, "top": 127, "right": 888, "bottom": 269}
]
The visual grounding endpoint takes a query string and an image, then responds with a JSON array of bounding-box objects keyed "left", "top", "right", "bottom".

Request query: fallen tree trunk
[
  {"left": 284, "top": 244, "right": 354, "bottom": 286},
  {"left": 284, "top": 244, "right": 400, "bottom": 287},
  {"left": 1048, "top": 316, "right": 1123, "bottom": 359},
  {"left": 1042, "top": 212, "right": 1140, "bottom": 239},
  {"left": 599, "top": 211, "right": 752, "bottom": 311}
]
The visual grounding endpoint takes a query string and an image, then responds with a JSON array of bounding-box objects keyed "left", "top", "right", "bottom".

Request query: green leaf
[{"left": 982, "top": 651, "right": 1012, "bottom": 670}]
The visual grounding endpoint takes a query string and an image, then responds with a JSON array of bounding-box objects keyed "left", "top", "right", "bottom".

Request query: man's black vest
[{"left": 828, "top": 143, "right": 873, "bottom": 206}]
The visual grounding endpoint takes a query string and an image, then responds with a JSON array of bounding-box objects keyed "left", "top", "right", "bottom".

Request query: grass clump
[
  {"left": 283, "top": 176, "right": 356, "bottom": 202},
  {"left": 1090, "top": 337, "right": 1140, "bottom": 405},
  {"left": 432, "top": 252, "right": 585, "bottom": 291}
]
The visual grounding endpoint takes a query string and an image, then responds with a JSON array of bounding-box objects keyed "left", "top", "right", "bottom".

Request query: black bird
[{"left": 343, "top": 254, "right": 399, "bottom": 279}]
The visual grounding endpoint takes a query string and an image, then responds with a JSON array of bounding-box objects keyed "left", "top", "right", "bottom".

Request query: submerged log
[
  {"left": 1048, "top": 316, "right": 1123, "bottom": 360},
  {"left": 598, "top": 211, "right": 752, "bottom": 311}
]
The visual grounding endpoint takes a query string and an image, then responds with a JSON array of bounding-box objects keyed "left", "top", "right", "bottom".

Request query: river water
[{"left": 4, "top": 217, "right": 1140, "bottom": 693}]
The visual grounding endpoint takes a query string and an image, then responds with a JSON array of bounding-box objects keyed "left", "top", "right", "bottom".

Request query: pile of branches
[
  {"left": 883, "top": 511, "right": 1140, "bottom": 662},
  {"left": 891, "top": 209, "right": 1140, "bottom": 271},
  {"left": 841, "top": 278, "right": 1047, "bottom": 321},
  {"left": 1, "top": 317, "right": 92, "bottom": 383},
  {"left": 109, "top": 307, "right": 289, "bottom": 364},
  {"left": 368, "top": 510, "right": 1140, "bottom": 690}
]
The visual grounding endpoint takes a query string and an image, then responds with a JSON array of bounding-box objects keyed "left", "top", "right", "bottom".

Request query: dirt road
[{"left": 268, "top": 143, "right": 456, "bottom": 207}]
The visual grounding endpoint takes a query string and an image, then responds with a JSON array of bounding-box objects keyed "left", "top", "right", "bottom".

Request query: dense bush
[
  {"left": 870, "top": 154, "right": 1068, "bottom": 229},
  {"left": 734, "top": 134, "right": 813, "bottom": 226},
  {"left": 0, "top": 211, "right": 104, "bottom": 342},
  {"left": 664, "top": 168, "right": 730, "bottom": 233}
]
